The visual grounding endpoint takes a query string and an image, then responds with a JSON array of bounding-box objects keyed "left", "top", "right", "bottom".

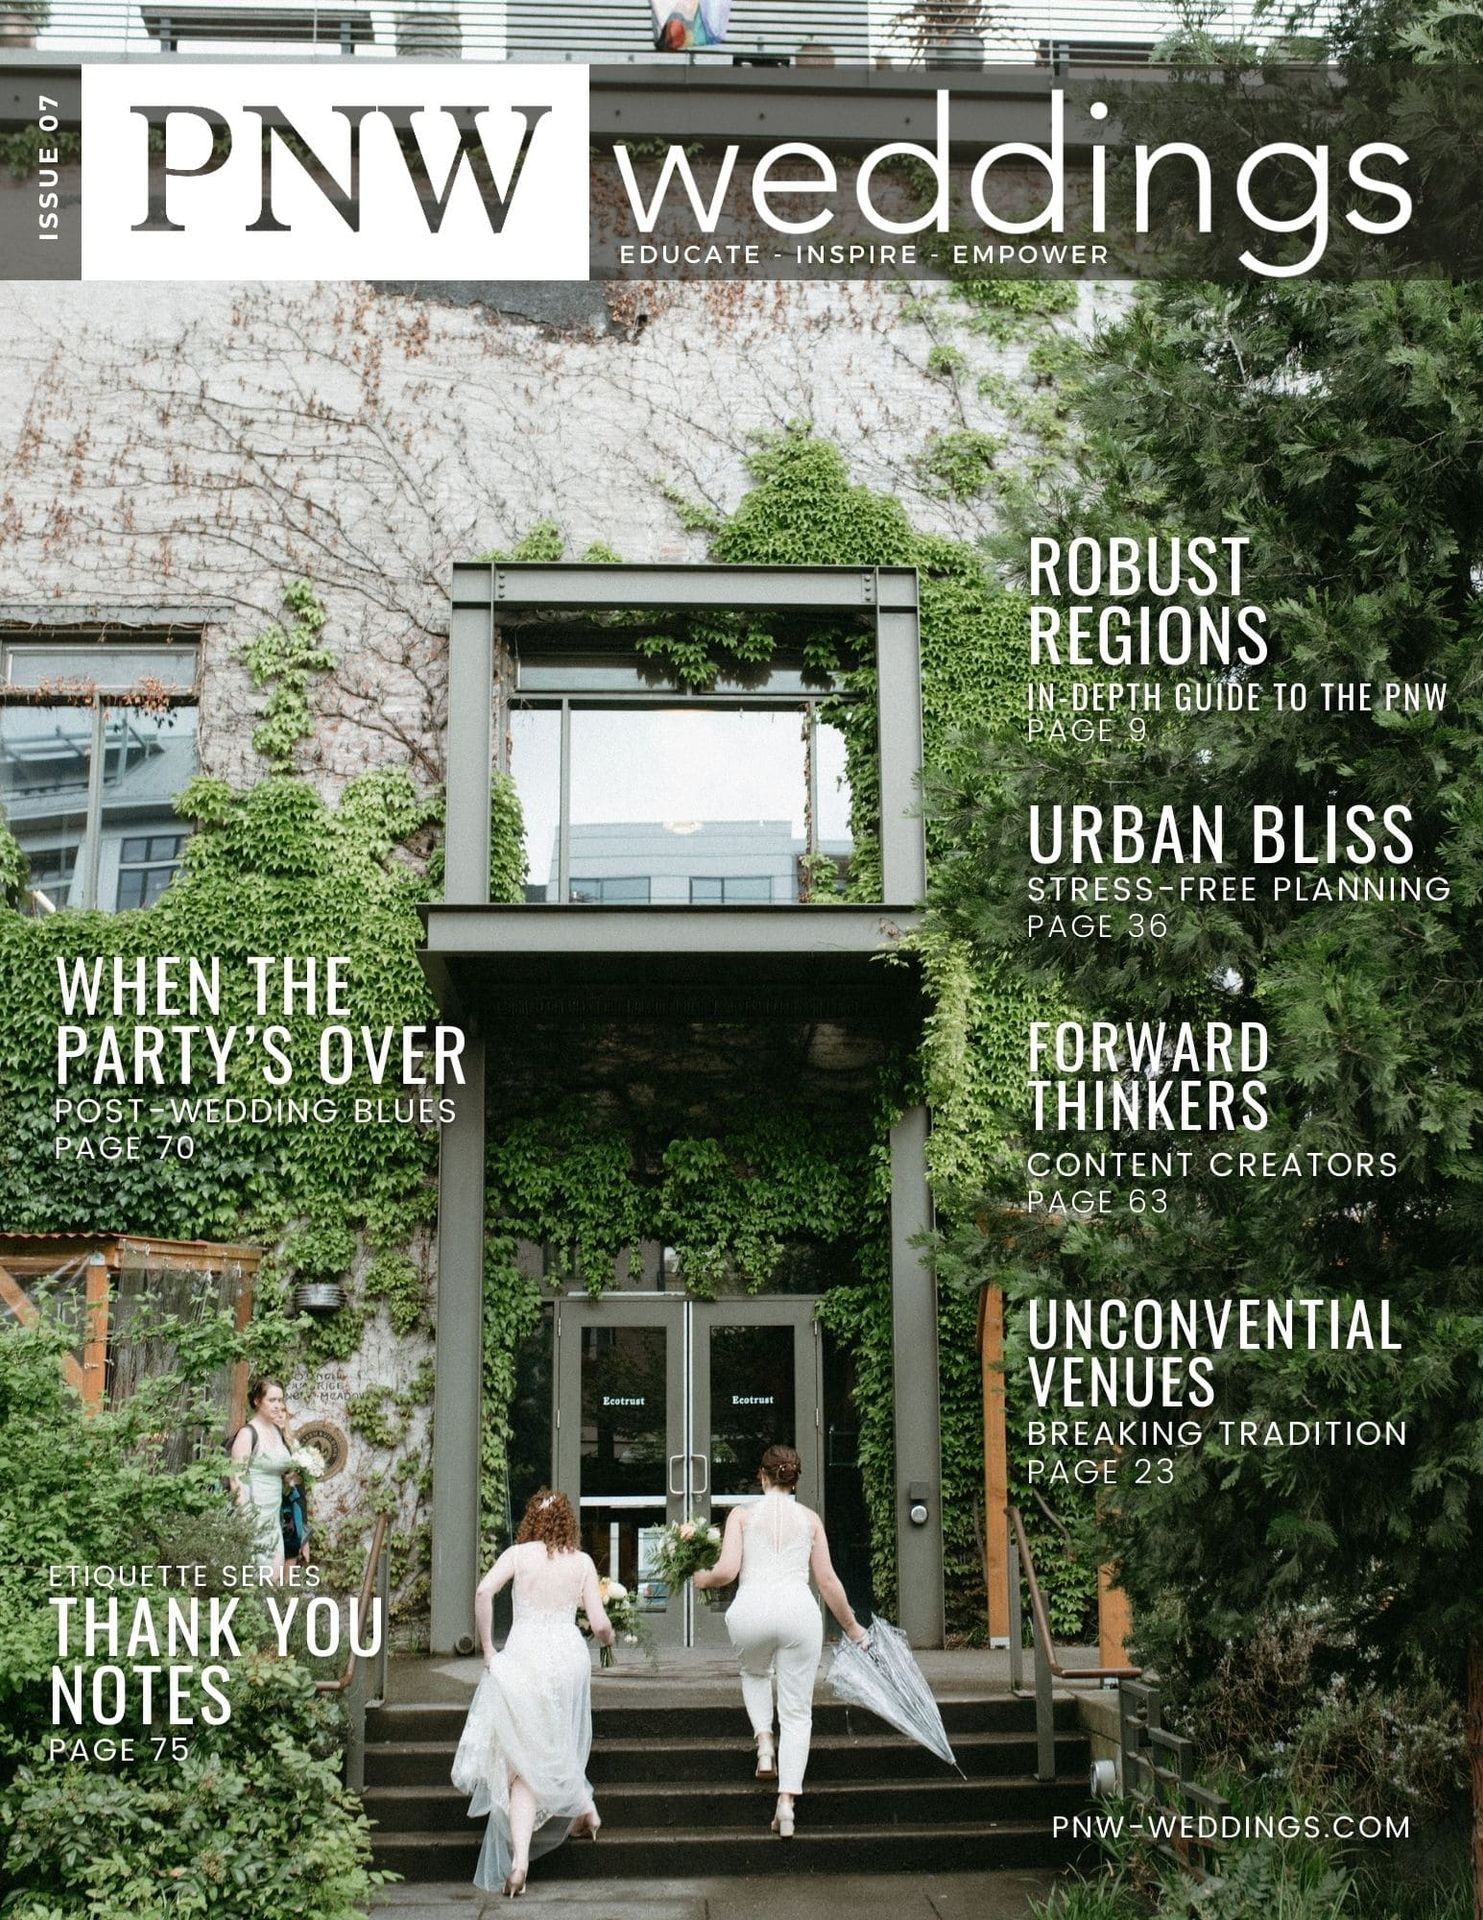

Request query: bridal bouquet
[
  {"left": 578, "top": 1576, "right": 649, "bottom": 1668},
  {"left": 288, "top": 1445, "right": 328, "bottom": 1482},
  {"left": 650, "top": 1517, "right": 723, "bottom": 1604}
]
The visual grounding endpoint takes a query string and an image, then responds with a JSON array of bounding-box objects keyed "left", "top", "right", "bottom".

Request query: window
[
  {"left": 690, "top": 875, "right": 773, "bottom": 903},
  {"left": 24, "top": 845, "right": 78, "bottom": 913},
  {"left": 117, "top": 832, "right": 190, "bottom": 909},
  {"left": 0, "top": 635, "right": 200, "bottom": 913},
  {"left": 569, "top": 876, "right": 652, "bottom": 905},
  {"left": 506, "top": 652, "right": 858, "bottom": 905}
]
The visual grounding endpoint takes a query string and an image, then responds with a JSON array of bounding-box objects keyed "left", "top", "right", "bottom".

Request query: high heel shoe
[
  {"left": 571, "top": 1811, "right": 602, "bottom": 1840},
  {"left": 770, "top": 1795, "right": 795, "bottom": 1838},
  {"left": 754, "top": 1731, "right": 776, "bottom": 1780},
  {"left": 501, "top": 1866, "right": 527, "bottom": 1897}
]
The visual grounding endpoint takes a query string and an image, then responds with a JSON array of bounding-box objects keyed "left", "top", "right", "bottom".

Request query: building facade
[{"left": 422, "top": 560, "right": 944, "bottom": 1649}]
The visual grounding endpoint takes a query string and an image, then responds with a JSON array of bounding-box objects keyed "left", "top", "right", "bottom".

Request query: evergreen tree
[{"left": 933, "top": 277, "right": 1483, "bottom": 1911}]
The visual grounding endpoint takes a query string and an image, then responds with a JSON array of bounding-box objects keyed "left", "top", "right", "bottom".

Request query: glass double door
[{"left": 554, "top": 1295, "right": 821, "bottom": 1648}]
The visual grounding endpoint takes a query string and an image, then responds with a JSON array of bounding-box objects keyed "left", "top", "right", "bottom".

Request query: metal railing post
[
  {"left": 343, "top": 1651, "right": 368, "bottom": 1793},
  {"left": 317, "top": 1511, "right": 390, "bottom": 1793},
  {"left": 1006, "top": 1505, "right": 1144, "bottom": 1786},
  {"left": 1006, "top": 1512, "right": 1023, "bottom": 1695},
  {"left": 371, "top": 1536, "right": 391, "bottom": 1708},
  {"left": 1034, "top": 1631, "right": 1056, "bottom": 1782}
]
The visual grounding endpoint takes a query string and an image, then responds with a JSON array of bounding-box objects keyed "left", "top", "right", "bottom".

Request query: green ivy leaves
[{"left": 240, "top": 581, "right": 336, "bottom": 774}]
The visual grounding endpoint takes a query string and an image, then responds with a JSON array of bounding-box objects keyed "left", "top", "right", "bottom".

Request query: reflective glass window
[
  {"left": 568, "top": 707, "right": 806, "bottom": 905},
  {"left": 117, "top": 832, "right": 190, "bottom": 909},
  {"left": 509, "top": 705, "right": 561, "bottom": 900},
  {"left": 98, "top": 707, "right": 196, "bottom": 911},
  {"left": 707, "top": 1324, "right": 797, "bottom": 1499},
  {"left": 517, "top": 652, "right": 837, "bottom": 696},
  {"left": 0, "top": 705, "right": 96, "bottom": 912},
  {"left": 506, "top": 688, "right": 863, "bottom": 906},
  {"left": 815, "top": 721, "right": 853, "bottom": 849},
  {"left": 570, "top": 875, "right": 651, "bottom": 904},
  {"left": 579, "top": 1325, "right": 669, "bottom": 1498},
  {"left": 0, "top": 689, "right": 197, "bottom": 913},
  {"left": 3, "top": 642, "right": 198, "bottom": 692},
  {"left": 690, "top": 875, "right": 773, "bottom": 903}
]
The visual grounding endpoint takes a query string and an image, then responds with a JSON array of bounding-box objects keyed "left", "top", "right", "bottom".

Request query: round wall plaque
[{"left": 294, "top": 1419, "right": 349, "bottom": 1478}]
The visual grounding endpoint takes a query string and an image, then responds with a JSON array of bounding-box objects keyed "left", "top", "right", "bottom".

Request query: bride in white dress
[
  {"left": 693, "top": 1443, "right": 869, "bottom": 1837},
  {"left": 452, "top": 1488, "right": 614, "bottom": 1897}
]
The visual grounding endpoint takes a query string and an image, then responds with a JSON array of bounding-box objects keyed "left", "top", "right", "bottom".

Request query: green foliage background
[{"left": 0, "top": 1318, "right": 386, "bottom": 1917}]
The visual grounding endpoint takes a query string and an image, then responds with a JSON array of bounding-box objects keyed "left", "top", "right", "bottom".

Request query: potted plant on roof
[{"left": 897, "top": 0, "right": 992, "bottom": 67}]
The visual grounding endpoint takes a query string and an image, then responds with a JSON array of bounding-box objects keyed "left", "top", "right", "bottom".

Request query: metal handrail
[
  {"left": 315, "top": 1511, "right": 391, "bottom": 1795},
  {"left": 315, "top": 1509, "right": 391, "bottom": 1693},
  {"left": 1005, "top": 1503, "right": 1140, "bottom": 1781}
]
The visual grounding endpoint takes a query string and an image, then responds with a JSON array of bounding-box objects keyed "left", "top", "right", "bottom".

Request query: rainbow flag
[{"left": 651, "top": 0, "right": 731, "bottom": 49}]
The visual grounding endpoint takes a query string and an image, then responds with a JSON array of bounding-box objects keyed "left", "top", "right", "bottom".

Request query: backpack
[{"left": 234, "top": 1422, "right": 310, "bottom": 1559}]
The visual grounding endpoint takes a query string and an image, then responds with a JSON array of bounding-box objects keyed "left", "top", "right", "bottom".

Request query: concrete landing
[
  {"left": 371, "top": 1867, "right": 1061, "bottom": 1918},
  {"left": 383, "top": 1645, "right": 1107, "bottom": 1709}
]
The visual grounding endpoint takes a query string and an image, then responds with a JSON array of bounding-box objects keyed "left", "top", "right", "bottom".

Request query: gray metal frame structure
[{"left": 422, "top": 561, "right": 944, "bottom": 1651}]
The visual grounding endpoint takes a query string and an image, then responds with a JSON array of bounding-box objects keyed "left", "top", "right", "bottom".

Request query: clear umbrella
[{"left": 827, "top": 1618, "right": 959, "bottom": 1771}]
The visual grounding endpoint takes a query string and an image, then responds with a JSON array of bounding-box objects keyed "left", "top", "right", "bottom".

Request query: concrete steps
[{"left": 363, "top": 1692, "right": 1094, "bottom": 1881}]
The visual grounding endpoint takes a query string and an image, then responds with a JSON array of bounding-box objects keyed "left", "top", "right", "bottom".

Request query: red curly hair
[{"left": 515, "top": 1487, "right": 579, "bottom": 1555}]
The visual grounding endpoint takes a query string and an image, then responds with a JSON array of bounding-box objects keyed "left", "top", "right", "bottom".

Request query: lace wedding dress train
[{"left": 451, "top": 1542, "right": 600, "bottom": 1891}]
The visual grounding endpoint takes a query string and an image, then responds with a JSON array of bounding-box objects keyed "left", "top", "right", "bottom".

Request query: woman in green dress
[{"left": 228, "top": 1376, "right": 298, "bottom": 1581}]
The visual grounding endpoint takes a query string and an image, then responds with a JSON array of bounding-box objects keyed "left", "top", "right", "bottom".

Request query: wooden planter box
[{"left": 0, "top": 1233, "right": 260, "bottom": 1450}]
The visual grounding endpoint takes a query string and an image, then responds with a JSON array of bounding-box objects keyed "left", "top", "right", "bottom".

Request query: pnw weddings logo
[{"left": 78, "top": 64, "right": 590, "bottom": 279}]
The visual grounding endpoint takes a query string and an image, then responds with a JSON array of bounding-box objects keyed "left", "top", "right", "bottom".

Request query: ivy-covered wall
[
  {"left": 0, "top": 269, "right": 1102, "bottom": 1641},
  {"left": 0, "top": 762, "right": 444, "bottom": 1610}
]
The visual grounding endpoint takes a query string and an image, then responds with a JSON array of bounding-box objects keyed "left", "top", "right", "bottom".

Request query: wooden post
[
  {"left": 229, "top": 1258, "right": 254, "bottom": 1434},
  {"left": 81, "top": 1253, "right": 110, "bottom": 1413},
  {"left": 0, "top": 1259, "right": 87, "bottom": 1397},
  {"left": 979, "top": 1286, "right": 1010, "bottom": 1643},
  {"left": 1099, "top": 1561, "right": 1133, "bottom": 1668}
]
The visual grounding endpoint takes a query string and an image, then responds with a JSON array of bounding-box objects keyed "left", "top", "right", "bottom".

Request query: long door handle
[
  {"left": 667, "top": 1453, "right": 685, "bottom": 1497},
  {"left": 691, "top": 1453, "right": 709, "bottom": 1497}
]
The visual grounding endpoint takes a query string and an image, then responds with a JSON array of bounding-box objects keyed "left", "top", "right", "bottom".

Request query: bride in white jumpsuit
[{"left": 694, "top": 1443, "right": 869, "bottom": 1836}]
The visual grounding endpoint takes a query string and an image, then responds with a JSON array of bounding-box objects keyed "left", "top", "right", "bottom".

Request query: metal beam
[
  {"left": 876, "top": 569, "right": 927, "bottom": 905},
  {"left": 492, "top": 563, "right": 876, "bottom": 611},
  {"left": 429, "top": 1029, "right": 486, "bottom": 1655},
  {"left": 421, "top": 901, "right": 918, "bottom": 959},
  {"left": 587, "top": 64, "right": 1147, "bottom": 154},
  {"left": 444, "top": 572, "right": 493, "bottom": 906},
  {"left": 890, "top": 1104, "right": 944, "bottom": 1648}
]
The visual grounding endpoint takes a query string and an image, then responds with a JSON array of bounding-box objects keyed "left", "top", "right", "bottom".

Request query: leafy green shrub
[
  {"left": 1030, "top": 1867, "right": 1149, "bottom": 1919},
  {"left": 1182, "top": 1830, "right": 1354, "bottom": 1920},
  {"left": 0, "top": 1320, "right": 388, "bottom": 1916},
  {"left": 1, "top": 1660, "right": 386, "bottom": 1920},
  {"left": 1287, "top": 1683, "right": 1466, "bottom": 1826},
  {"left": 0, "top": 1318, "right": 253, "bottom": 1770},
  {"left": 913, "top": 428, "right": 1002, "bottom": 501},
  {"left": 1190, "top": 1611, "right": 1330, "bottom": 1774},
  {"left": 241, "top": 579, "right": 336, "bottom": 772}
]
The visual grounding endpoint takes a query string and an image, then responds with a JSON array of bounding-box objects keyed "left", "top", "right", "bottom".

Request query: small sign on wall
[
  {"left": 295, "top": 1420, "right": 350, "bottom": 1479},
  {"left": 651, "top": 0, "right": 731, "bottom": 49}
]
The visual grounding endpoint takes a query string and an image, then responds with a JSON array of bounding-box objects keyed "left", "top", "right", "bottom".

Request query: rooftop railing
[{"left": 4, "top": 0, "right": 1328, "bottom": 65}]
